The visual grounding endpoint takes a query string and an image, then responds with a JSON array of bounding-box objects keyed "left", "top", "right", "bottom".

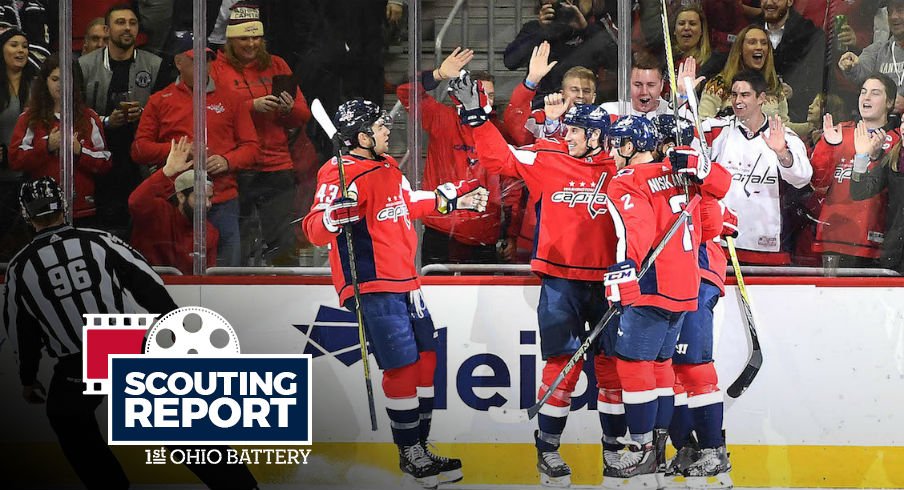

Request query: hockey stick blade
[
  {"left": 310, "top": 99, "right": 337, "bottom": 139},
  {"left": 487, "top": 405, "right": 532, "bottom": 424},
  {"left": 727, "top": 349, "right": 763, "bottom": 398}
]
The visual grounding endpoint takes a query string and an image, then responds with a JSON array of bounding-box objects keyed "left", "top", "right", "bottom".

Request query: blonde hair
[
  {"left": 672, "top": 5, "right": 711, "bottom": 66},
  {"left": 223, "top": 37, "right": 272, "bottom": 71},
  {"left": 714, "top": 25, "right": 781, "bottom": 98},
  {"left": 561, "top": 66, "right": 597, "bottom": 85}
]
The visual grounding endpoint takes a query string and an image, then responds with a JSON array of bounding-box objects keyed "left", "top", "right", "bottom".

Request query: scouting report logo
[{"left": 82, "top": 307, "right": 311, "bottom": 446}]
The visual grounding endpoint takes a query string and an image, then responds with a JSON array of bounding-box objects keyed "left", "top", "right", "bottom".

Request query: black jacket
[
  {"left": 757, "top": 10, "right": 826, "bottom": 122},
  {"left": 851, "top": 162, "right": 904, "bottom": 271}
]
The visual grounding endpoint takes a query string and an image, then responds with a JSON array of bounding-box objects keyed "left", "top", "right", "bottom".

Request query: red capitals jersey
[
  {"left": 302, "top": 154, "right": 439, "bottom": 305},
  {"left": 606, "top": 157, "right": 731, "bottom": 312},
  {"left": 472, "top": 122, "right": 618, "bottom": 281},
  {"left": 810, "top": 124, "right": 899, "bottom": 258},
  {"left": 698, "top": 197, "right": 730, "bottom": 295}
]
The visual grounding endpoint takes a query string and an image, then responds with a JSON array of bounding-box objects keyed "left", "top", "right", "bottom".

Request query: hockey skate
[
  {"left": 399, "top": 443, "right": 440, "bottom": 489},
  {"left": 685, "top": 446, "right": 733, "bottom": 489},
  {"left": 653, "top": 429, "right": 669, "bottom": 489},
  {"left": 602, "top": 439, "right": 658, "bottom": 489},
  {"left": 661, "top": 444, "right": 699, "bottom": 488},
  {"left": 537, "top": 448, "right": 572, "bottom": 487},
  {"left": 422, "top": 442, "right": 463, "bottom": 484}
]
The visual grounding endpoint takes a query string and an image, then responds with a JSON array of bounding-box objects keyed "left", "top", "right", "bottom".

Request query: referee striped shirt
[{"left": 2, "top": 224, "right": 177, "bottom": 385}]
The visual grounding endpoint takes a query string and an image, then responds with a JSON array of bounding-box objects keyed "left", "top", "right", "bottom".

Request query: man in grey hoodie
[{"left": 840, "top": 0, "right": 904, "bottom": 112}]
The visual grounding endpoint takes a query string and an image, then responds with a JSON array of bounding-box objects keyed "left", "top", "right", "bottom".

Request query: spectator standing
[
  {"left": 209, "top": 2, "right": 311, "bottom": 266},
  {"left": 9, "top": 53, "right": 111, "bottom": 227},
  {"left": 839, "top": 0, "right": 904, "bottom": 112},
  {"left": 700, "top": 70, "right": 812, "bottom": 265},
  {"left": 0, "top": 28, "right": 38, "bottom": 262},
  {"left": 132, "top": 47, "right": 259, "bottom": 267},
  {"left": 699, "top": 25, "right": 790, "bottom": 121},
  {"left": 397, "top": 48, "right": 524, "bottom": 264},
  {"left": 504, "top": 0, "right": 616, "bottom": 98},
  {"left": 811, "top": 74, "right": 900, "bottom": 269},
  {"left": 78, "top": 4, "right": 163, "bottom": 239},
  {"left": 672, "top": 5, "right": 727, "bottom": 85},
  {"left": 851, "top": 120, "right": 904, "bottom": 272},
  {"left": 129, "top": 136, "right": 219, "bottom": 275},
  {"left": 756, "top": 0, "right": 826, "bottom": 121}
]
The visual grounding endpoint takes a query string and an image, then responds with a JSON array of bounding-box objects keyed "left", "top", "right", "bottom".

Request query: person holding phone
[{"left": 209, "top": 2, "right": 312, "bottom": 267}]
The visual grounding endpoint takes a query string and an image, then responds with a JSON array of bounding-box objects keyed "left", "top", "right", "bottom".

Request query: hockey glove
[
  {"left": 435, "top": 179, "right": 489, "bottom": 215},
  {"left": 323, "top": 197, "right": 361, "bottom": 232},
  {"left": 448, "top": 71, "right": 492, "bottom": 127},
  {"left": 670, "top": 146, "right": 710, "bottom": 184},
  {"left": 604, "top": 260, "right": 641, "bottom": 311},
  {"left": 22, "top": 381, "right": 46, "bottom": 404},
  {"left": 720, "top": 202, "right": 739, "bottom": 238}
]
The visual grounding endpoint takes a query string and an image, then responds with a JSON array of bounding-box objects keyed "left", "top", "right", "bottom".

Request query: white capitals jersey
[{"left": 699, "top": 115, "right": 812, "bottom": 253}]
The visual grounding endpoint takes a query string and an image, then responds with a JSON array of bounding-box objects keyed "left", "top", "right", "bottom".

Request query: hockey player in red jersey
[
  {"left": 602, "top": 115, "right": 731, "bottom": 487},
  {"left": 301, "top": 99, "right": 489, "bottom": 489},
  {"left": 811, "top": 75, "right": 900, "bottom": 268},
  {"left": 449, "top": 71, "right": 620, "bottom": 487},
  {"left": 652, "top": 113, "right": 736, "bottom": 486}
]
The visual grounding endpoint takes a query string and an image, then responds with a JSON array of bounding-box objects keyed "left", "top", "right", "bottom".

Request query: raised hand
[
  {"left": 763, "top": 114, "right": 788, "bottom": 154},
  {"left": 676, "top": 56, "right": 705, "bottom": 96},
  {"left": 436, "top": 47, "right": 474, "bottom": 80},
  {"left": 853, "top": 120, "right": 887, "bottom": 158},
  {"left": 544, "top": 92, "right": 569, "bottom": 121},
  {"left": 822, "top": 113, "right": 842, "bottom": 145},
  {"left": 560, "top": 0, "right": 588, "bottom": 30},
  {"left": 538, "top": 1, "right": 555, "bottom": 24},
  {"left": 527, "top": 41, "right": 558, "bottom": 87},
  {"left": 163, "top": 135, "right": 193, "bottom": 177},
  {"left": 838, "top": 51, "right": 859, "bottom": 72},
  {"left": 448, "top": 72, "right": 491, "bottom": 126}
]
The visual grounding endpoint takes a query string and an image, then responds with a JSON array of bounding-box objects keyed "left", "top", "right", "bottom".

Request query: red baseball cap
[{"left": 180, "top": 47, "right": 216, "bottom": 61}]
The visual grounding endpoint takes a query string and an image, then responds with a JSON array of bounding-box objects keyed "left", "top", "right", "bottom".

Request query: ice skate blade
[
  {"left": 686, "top": 473, "right": 733, "bottom": 489},
  {"left": 488, "top": 406, "right": 530, "bottom": 423},
  {"left": 659, "top": 473, "right": 689, "bottom": 488},
  {"left": 540, "top": 472, "right": 572, "bottom": 488},
  {"left": 403, "top": 473, "right": 439, "bottom": 489},
  {"left": 603, "top": 473, "right": 659, "bottom": 489},
  {"left": 438, "top": 468, "right": 463, "bottom": 484}
]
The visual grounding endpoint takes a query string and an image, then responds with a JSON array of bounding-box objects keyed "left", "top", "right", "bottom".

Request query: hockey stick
[
  {"left": 658, "top": 0, "right": 693, "bottom": 201},
  {"left": 681, "top": 77, "right": 763, "bottom": 398},
  {"left": 311, "top": 99, "right": 379, "bottom": 430},
  {"left": 724, "top": 236, "right": 763, "bottom": 398},
  {"left": 489, "top": 194, "right": 702, "bottom": 423}
]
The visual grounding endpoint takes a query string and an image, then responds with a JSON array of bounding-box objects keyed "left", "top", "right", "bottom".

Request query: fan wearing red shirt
[
  {"left": 302, "top": 99, "right": 488, "bottom": 489},
  {"left": 811, "top": 75, "right": 900, "bottom": 268}
]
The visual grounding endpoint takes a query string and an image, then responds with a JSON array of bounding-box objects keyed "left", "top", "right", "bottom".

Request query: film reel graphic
[{"left": 144, "top": 306, "right": 241, "bottom": 356}]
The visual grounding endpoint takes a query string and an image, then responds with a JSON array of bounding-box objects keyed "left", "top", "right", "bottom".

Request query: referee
[{"left": 2, "top": 177, "right": 258, "bottom": 489}]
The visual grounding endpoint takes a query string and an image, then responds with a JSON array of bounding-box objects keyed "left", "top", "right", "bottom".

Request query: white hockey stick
[
  {"left": 488, "top": 195, "right": 702, "bottom": 423},
  {"left": 311, "top": 99, "right": 379, "bottom": 430},
  {"left": 681, "top": 77, "right": 763, "bottom": 398}
]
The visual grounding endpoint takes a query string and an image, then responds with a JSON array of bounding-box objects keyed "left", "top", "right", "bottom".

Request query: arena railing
[{"left": 419, "top": 264, "right": 902, "bottom": 277}]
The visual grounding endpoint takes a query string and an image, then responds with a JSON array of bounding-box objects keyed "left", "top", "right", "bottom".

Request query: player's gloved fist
[
  {"left": 435, "top": 179, "right": 489, "bottom": 214},
  {"left": 720, "top": 201, "right": 739, "bottom": 238},
  {"left": 448, "top": 71, "right": 491, "bottom": 127},
  {"left": 604, "top": 259, "right": 641, "bottom": 311},
  {"left": 670, "top": 145, "right": 710, "bottom": 184},
  {"left": 323, "top": 197, "right": 361, "bottom": 232}
]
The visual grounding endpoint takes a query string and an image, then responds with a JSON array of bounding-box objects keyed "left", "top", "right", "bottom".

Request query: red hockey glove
[
  {"left": 448, "top": 71, "right": 491, "bottom": 127},
  {"left": 604, "top": 260, "right": 641, "bottom": 310},
  {"left": 670, "top": 146, "right": 710, "bottom": 184},
  {"left": 721, "top": 202, "right": 739, "bottom": 238},
  {"left": 323, "top": 197, "right": 360, "bottom": 232},
  {"left": 435, "top": 179, "right": 489, "bottom": 214}
]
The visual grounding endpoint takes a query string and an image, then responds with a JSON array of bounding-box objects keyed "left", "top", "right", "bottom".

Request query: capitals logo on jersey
[{"left": 550, "top": 173, "right": 610, "bottom": 218}]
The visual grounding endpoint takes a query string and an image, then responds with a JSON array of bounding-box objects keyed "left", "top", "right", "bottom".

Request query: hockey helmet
[
  {"left": 19, "top": 176, "right": 65, "bottom": 220},
  {"left": 334, "top": 98, "right": 392, "bottom": 149},
  {"left": 652, "top": 114, "right": 694, "bottom": 147},
  {"left": 563, "top": 104, "right": 611, "bottom": 136},
  {"left": 608, "top": 115, "right": 657, "bottom": 152}
]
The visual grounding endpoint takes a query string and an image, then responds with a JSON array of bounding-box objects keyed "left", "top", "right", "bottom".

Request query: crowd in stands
[{"left": 1, "top": 0, "right": 903, "bottom": 275}]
